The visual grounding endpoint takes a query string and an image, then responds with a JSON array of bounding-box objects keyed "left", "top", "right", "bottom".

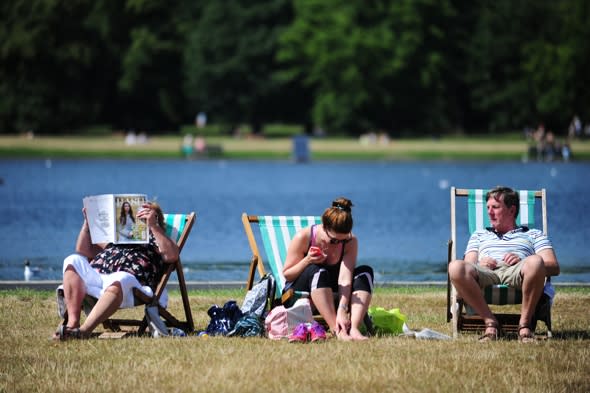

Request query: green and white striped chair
[
  {"left": 142, "top": 212, "right": 196, "bottom": 333},
  {"left": 59, "top": 212, "right": 197, "bottom": 337},
  {"left": 242, "top": 214, "right": 322, "bottom": 304},
  {"left": 242, "top": 213, "right": 374, "bottom": 334},
  {"left": 447, "top": 188, "right": 553, "bottom": 337}
]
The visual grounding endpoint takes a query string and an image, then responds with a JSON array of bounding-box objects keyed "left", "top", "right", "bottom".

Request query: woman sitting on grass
[
  {"left": 282, "top": 197, "right": 374, "bottom": 341},
  {"left": 54, "top": 202, "right": 179, "bottom": 340}
]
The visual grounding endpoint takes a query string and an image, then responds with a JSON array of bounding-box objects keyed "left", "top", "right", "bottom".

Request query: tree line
[{"left": 1, "top": 0, "right": 588, "bottom": 137}]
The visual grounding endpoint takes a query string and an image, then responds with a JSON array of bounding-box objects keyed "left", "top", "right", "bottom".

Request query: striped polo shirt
[{"left": 465, "top": 226, "right": 553, "bottom": 267}]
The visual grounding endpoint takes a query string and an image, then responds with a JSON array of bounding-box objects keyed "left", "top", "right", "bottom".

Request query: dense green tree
[
  {"left": 465, "top": 0, "right": 590, "bottom": 133},
  {"left": 522, "top": 0, "right": 590, "bottom": 132},
  {"left": 277, "top": 0, "right": 465, "bottom": 135},
  {"left": 0, "top": 0, "right": 587, "bottom": 136},
  {"left": 0, "top": 0, "right": 123, "bottom": 133},
  {"left": 0, "top": 0, "right": 189, "bottom": 134},
  {"left": 115, "top": 0, "right": 190, "bottom": 131},
  {"left": 183, "top": 0, "right": 297, "bottom": 134},
  {"left": 466, "top": 1, "right": 543, "bottom": 132}
]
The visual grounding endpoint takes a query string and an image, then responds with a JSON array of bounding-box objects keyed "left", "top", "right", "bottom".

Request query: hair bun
[{"left": 332, "top": 200, "right": 352, "bottom": 213}]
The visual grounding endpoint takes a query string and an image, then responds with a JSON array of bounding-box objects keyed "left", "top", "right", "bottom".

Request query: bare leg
[
  {"left": 79, "top": 282, "right": 123, "bottom": 336},
  {"left": 310, "top": 287, "right": 339, "bottom": 335},
  {"left": 448, "top": 260, "right": 498, "bottom": 336},
  {"left": 518, "top": 255, "right": 546, "bottom": 337},
  {"left": 62, "top": 265, "right": 86, "bottom": 328},
  {"left": 349, "top": 290, "right": 371, "bottom": 340}
]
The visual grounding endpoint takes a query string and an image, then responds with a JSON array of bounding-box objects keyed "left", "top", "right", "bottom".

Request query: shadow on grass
[{"left": 551, "top": 330, "right": 590, "bottom": 340}]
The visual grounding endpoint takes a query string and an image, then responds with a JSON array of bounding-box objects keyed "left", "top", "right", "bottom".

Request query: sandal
[
  {"left": 56, "top": 325, "right": 85, "bottom": 341},
  {"left": 479, "top": 321, "right": 500, "bottom": 342},
  {"left": 518, "top": 324, "right": 535, "bottom": 343}
]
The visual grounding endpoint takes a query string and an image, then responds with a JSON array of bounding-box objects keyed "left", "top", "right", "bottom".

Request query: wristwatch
[{"left": 338, "top": 303, "right": 348, "bottom": 312}]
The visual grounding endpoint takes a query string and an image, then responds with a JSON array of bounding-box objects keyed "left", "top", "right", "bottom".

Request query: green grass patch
[
  {"left": 0, "top": 146, "right": 183, "bottom": 159},
  {"left": 222, "top": 150, "right": 292, "bottom": 160},
  {"left": 2, "top": 133, "right": 589, "bottom": 161},
  {"left": 262, "top": 123, "right": 305, "bottom": 137},
  {"left": 1, "top": 287, "right": 589, "bottom": 393},
  {"left": 179, "top": 124, "right": 231, "bottom": 137},
  {"left": 179, "top": 123, "right": 305, "bottom": 138}
]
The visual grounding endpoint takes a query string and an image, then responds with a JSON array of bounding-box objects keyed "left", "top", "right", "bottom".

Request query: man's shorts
[{"left": 472, "top": 262, "right": 524, "bottom": 289}]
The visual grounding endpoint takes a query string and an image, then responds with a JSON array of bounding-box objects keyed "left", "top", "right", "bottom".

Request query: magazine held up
[{"left": 83, "top": 194, "right": 149, "bottom": 244}]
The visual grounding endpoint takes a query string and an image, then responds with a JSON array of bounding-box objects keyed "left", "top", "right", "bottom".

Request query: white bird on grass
[{"left": 24, "top": 259, "right": 39, "bottom": 281}]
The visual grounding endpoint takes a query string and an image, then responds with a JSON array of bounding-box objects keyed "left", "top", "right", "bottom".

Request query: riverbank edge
[{"left": 2, "top": 134, "right": 589, "bottom": 161}]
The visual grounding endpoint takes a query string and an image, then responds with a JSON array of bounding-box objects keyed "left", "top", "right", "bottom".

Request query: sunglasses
[{"left": 325, "top": 229, "right": 352, "bottom": 244}]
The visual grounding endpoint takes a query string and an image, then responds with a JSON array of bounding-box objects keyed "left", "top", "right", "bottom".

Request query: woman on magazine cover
[{"left": 117, "top": 201, "right": 136, "bottom": 241}]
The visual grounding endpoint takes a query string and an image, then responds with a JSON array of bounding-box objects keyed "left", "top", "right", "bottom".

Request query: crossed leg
[{"left": 57, "top": 265, "right": 124, "bottom": 339}]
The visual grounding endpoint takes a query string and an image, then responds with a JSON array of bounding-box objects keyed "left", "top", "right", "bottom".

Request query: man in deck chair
[
  {"left": 448, "top": 186, "right": 560, "bottom": 342},
  {"left": 54, "top": 202, "right": 179, "bottom": 340},
  {"left": 282, "top": 197, "right": 374, "bottom": 341}
]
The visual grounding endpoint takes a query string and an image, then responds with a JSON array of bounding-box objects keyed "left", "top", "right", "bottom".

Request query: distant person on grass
[
  {"left": 282, "top": 197, "right": 374, "bottom": 341},
  {"left": 448, "top": 186, "right": 560, "bottom": 342},
  {"left": 54, "top": 202, "right": 179, "bottom": 340}
]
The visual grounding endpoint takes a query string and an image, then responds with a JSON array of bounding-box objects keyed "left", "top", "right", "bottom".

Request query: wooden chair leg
[
  {"left": 246, "top": 256, "right": 259, "bottom": 290},
  {"left": 175, "top": 263, "right": 194, "bottom": 333}
]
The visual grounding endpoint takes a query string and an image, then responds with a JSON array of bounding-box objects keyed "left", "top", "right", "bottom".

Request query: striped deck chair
[
  {"left": 58, "top": 212, "right": 196, "bottom": 337},
  {"left": 242, "top": 213, "right": 374, "bottom": 334},
  {"left": 446, "top": 188, "right": 554, "bottom": 337},
  {"left": 242, "top": 214, "right": 321, "bottom": 305}
]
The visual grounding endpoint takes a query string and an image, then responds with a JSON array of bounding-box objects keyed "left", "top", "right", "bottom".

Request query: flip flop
[{"left": 56, "top": 325, "right": 84, "bottom": 341}]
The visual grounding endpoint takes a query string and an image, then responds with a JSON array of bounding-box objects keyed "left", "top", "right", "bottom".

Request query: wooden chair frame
[{"left": 61, "top": 212, "right": 196, "bottom": 337}]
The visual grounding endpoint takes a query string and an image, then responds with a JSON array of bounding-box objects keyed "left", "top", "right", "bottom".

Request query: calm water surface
[{"left": 0, "top": 159, "right": 588, "bottom": 283}]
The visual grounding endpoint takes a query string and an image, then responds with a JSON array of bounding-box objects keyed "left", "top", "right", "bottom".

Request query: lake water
[{"left": 0, "top": 159, "right": 588, "bottom": 284}]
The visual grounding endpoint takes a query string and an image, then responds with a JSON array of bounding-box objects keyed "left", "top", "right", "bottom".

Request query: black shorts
[{"left": 285, "top": 263, "right": 374, "bottom": 294}]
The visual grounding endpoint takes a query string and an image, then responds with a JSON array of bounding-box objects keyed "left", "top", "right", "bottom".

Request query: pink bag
[{"left": 264, "top": 298, "right": 313, "bottom": 340}]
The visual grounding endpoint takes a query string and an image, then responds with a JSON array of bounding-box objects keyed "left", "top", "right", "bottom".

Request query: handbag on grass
[
  {"left": 264, "top": 298, "right": 313, "bottom": 340},
  {"left": 367, "top": 306, "right": 407, "bottom": 335},
  {"left": 205, "top": 300, "right": 243, "bottom": 336}
]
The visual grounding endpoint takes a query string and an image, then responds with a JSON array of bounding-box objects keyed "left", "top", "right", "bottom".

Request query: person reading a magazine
[
  {"left": 282, "top": 197, "right": 374, "bottom": 341},
  {"left": 54, "top": 202, "right": 179, "bottom": 340}
]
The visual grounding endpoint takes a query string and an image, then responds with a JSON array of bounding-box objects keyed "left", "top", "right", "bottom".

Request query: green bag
[{"left": 368, "top": 307, "right": 407, "bottom": 335}]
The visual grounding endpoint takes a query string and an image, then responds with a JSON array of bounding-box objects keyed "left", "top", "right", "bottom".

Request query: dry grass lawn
[{"left": 1, "top": 287, "right": 589, "bottom": 393}]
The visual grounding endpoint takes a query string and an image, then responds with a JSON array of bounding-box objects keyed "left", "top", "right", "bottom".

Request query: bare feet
[
  {"left": 349, "top": 328, "right": 369, "bottom": 341},
  {"left": 335, "top": 330, "right": 353, "bottom": 341},
  {"left": 334, "top": 328, "right": 368, "bottom": 341}
]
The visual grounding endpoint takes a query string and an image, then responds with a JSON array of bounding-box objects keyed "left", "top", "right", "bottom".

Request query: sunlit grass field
[
  {"left": 1, "top": 133, "right": 589, "bottom": 160},
  {"left": 1, "top": 286, "right": 588, "bottom": 393}
]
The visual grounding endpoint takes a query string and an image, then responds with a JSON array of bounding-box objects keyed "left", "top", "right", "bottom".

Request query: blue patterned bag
[{"left": 205, "top": 300, "right": 243, "bottom": 336}]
